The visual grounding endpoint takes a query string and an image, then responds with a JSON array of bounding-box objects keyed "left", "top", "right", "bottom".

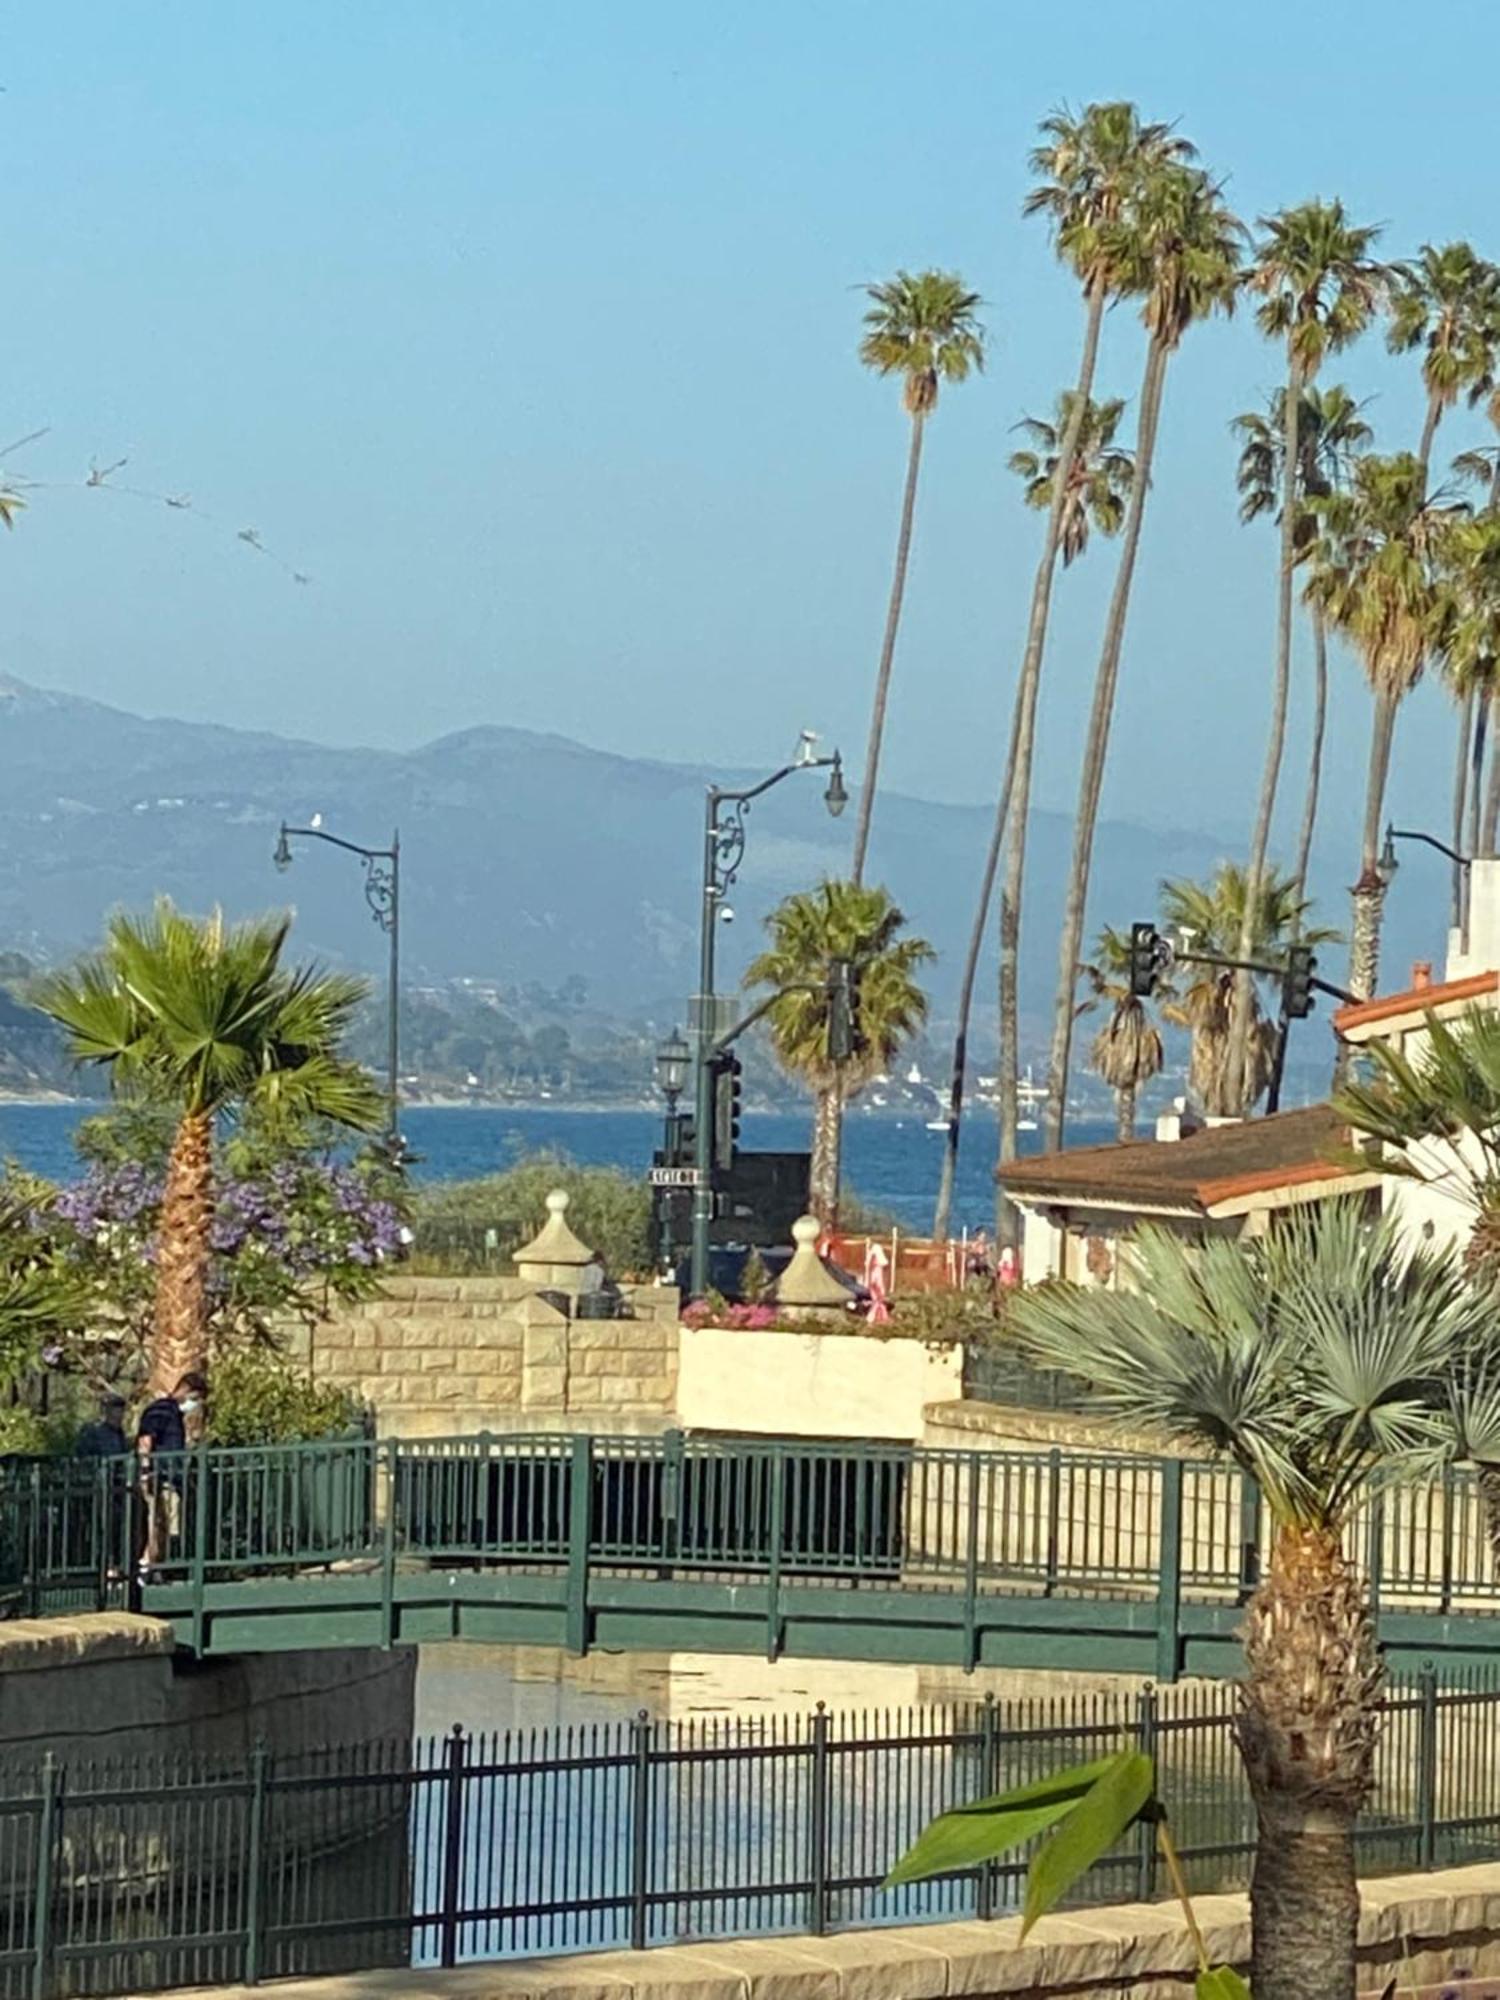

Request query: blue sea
[{"left": 0, "top": 1102, "right": 1114, "bottom": 1234}]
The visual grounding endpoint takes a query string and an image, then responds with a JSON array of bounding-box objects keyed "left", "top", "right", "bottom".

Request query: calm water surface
[{"left": 0, "top": 1101, "right": 1112, "bottom": 1232}]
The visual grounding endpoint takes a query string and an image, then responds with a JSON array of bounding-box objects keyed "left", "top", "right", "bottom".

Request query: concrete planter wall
[{"left": 676, "top": 1324, "right": 963, "bottom": 1442}]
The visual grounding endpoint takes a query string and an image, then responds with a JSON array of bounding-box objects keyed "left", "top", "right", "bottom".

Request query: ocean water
[{"left": 0, "top": 1101, "right": 1115, "bottom": 1233}]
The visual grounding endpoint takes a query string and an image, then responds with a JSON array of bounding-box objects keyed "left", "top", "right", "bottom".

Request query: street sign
[{"left": 650, "top": 1165, "right": 706, "bottom": 1188}]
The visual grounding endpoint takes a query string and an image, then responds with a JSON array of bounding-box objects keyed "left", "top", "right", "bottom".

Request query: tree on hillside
[
  {"left": 745, "top": 881, "right": 932, "bottom": 1221},
  {"left": 850, "top": 271, "right": 984, "bottom": 884},
  {"left": 932, "top": 384, "right": 1133, "bottom": 1236},
  {"left": 35, "top": 902, "right": 383, "bottom": 1390},
  {"left": 1227, "top": 200, "right": 1387, "bottom": 1109},
  {"left": 1012, "top": 1202, "right": 1482, "bottom": 2000},
  {"left": 1038, "top": 160, "right": 1242, "bottom": 1166}
]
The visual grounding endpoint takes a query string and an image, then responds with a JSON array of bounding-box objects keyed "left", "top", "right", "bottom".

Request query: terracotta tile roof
[
  {"left": 997, "top": 1104, "right": 1361, "bottom": 1213},
  {"left": 1333, "top": 969, "right": 1498, "bottom": 1035}
]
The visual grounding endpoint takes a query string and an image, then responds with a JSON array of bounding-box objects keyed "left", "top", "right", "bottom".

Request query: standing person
[
  {"left": 75, "top": 1391, "right": 129, "bottom": 1458},
  {"left": 135, "top": 1372, "right": 207, "bottom": 1576}
]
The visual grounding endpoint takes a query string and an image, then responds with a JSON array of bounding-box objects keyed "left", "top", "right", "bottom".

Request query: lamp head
[
  {"left": 655, "top": 1028, "right": 690, "bottom": 1104},
  {"left": 273, "top": 824, "right": 293, "bottom": 873},
  {"left": 823, "top": 752, "right": 848, "bottom": 820},
  {"left": 1377, "top": 824, "right": 1399, "bottom": 887}
]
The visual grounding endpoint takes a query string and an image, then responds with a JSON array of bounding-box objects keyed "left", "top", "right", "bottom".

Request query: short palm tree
[
  {"left": 1228, "top": 201, "right": 1387, "bottom": 1108},
  {"left": 1306, "top": 453, "right": 1460, "bottom": 1001},
  {"left": 745, "top": 881, "right": 932, "bottom": 1221},
  {"left": 850, "top": 271, "right": 984, "bottom": 884},
  {"left": 35, "top": 902, "right": 383, "bottom": 1389},
  {"left": 1077, "top": 926, "right": 1166, "bottom": 1138},
  {"left": 1232, "top": 384, "right": 1373, "bottom": 905},
  {"left": 1160, "top": 864, "right": 1336, "bottom": 1116},
  {"left": 1039, "top": 161, "right": 1242, "bottom": 1157},
  {"left": 1011, "top": 1201, "right": 1481, "bottom": 2000},
  {"left": 932, "top": 388, "right": 1133, "bottom": 1237}
]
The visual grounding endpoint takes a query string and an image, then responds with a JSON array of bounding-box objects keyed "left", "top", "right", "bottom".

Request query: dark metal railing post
[
  {"left": 1439, "top": 1469, "right": 1456, "bottom": 1614},
  {"left": 190, "top": 1445, "right": 211, "bottom": 1655},
  {"left": 808, "top": 1704, "right": 830, "bottom": 1938},
  {"left": 565, "top": 1436, "right": 594, "bottom": 1657},
  {"left": 1417, "top": 1663, "right": 1438, "bottom": 1872},
  {"left": 243, "top": 1740, "right": 269, "bottom": 1985},
  {"left": 30, "top": 1752, "right": 59, "bottom": 2000},
  {"left": 1237, "top": 1472, "right": 1261, "bottom": 1604},
  {"left": 379, "top": 1440, "right": 398, "bottom": 1649},
  {"left": 439, "top": 1725, "right": 467, "bottom": 1968},
  {"left": 976, "top": 1694, "right": 999, "bottom": 1921},
  {"left": 26, "top": 1461, "right": 41, "bottom": 1618},
  {"left": 765, "top": 1451, "right": 785, "bottom": 1663},
  {"left": 962, "top": 1453, "right": 982, "bottom": 1672},
  {"left": 662, "top": 1428, "right": 684, "bottom": 1570},
  {"left": 629, "top": 1711, "right": 653, "bottom": 1951},
  {"left": 1135, "top": 1685, "right": 1159, "bottom": 1902},
  {"left": 1366, "top": 1492, "right": 1385, "bottom": 1617},
  {"left": 1044, "top": 1448, "right": 1062, "bottom": 1597},
  {"left": 1155, "top": 1461, "right": 1184, "bottom": 1685}
]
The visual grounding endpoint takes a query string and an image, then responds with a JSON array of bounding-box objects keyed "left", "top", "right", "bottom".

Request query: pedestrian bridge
[{"left": 8, "top": 1430, "right": 1500, "bottom": 1679}]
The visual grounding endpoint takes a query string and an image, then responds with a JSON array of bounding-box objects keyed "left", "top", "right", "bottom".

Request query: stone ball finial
[
  {"left": 791, "top": 1215, "right": 819, "bottom": 1251},
  {"left": 773, "top": 1212, "right": 852, "bottom": 1318},
  {"left": 547, "top": 1189, "right": 570, "bottom": 1219},
  {"left": 513, "top": 1186, "right": 596, "bottom": 1293}
]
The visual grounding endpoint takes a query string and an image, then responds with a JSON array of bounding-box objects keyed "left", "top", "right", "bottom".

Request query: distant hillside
[{"left": 0, "top": 673, "right": 1407, "bottom": 1058}]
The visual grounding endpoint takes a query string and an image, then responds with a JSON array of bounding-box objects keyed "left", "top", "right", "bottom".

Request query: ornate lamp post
[
  {"left": 274, "top": 821, "right": 402, "bottom": 1153},
  {"left": 653, "top": 1027, "right": 692, "bottom": 1276},
  {"left": 688, "top": 740, "right": 846, "bottom": 1298}
]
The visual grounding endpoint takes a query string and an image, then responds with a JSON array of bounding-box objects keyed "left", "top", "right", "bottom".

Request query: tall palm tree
[
  {"left": 931, "top": 391, "right": 1133, "bottom": 1237},
  {"left": 1011, "top": 1202, "right": 1481, "bottom": 2000},
  {"left": 1306, "top": 453, "right": 1459, "bottom": 1002},
  {"left": 1227, "top": 202, "right": 1386, "bottom": 1109},
  {"left": 744, "top": 881, "right": 932, "bottom": 1221},
  {"left": 1161, "top": 864, "right": 1336, "bottom": 1116},
  {"left": 936, "top": 102, "right": 1182, "bottom": 1241},
  {"left": 1232, "top": 385, "right": 1373, "bottom": 902},
  {"left": 1037, "top": 162, "right": 1242, "bottom": 1160},
  {"left": 1436, "top": 511, "right": 1500, "bottom": 863},
  {"left": 35, "top": 902, "right": 383, "bottom": 1389},
  {"left": 850, "top": 271, "right": 984, "bottom": 884},
  {"left": 1077, "top": 925, "right": 1166, "bottom": 1138}
]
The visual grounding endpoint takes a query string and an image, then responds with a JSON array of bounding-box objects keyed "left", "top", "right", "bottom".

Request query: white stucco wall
[{"left": 674, "top": 1325, "right": 963, "bottom": 1441}]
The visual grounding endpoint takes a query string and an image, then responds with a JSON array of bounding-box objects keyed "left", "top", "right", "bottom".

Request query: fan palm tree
[
  {"left": 1436, "top": 512, "right": 1500, "bottom": 864},
  {"left": 1161, "top": 864, "right": 1336, "bottom": 1116},
  {"left": 1232, "top": 385, "right": 1373, "bottom": 905},
  {"left": 1037, "top": 162, "right": 1242, "bottom": 1160},
  {"left": 931, "top": 389, "right": 1133, "bottom": 1237},
  {"left": 1306, "top": 454, "right": 1460, "bottom": 1003},
  {"left": 936, "top": 102, "right": 1184, "bottom": 1242},
  {"left": 1387, "top": 241, "right": 1500, "bottom": 476},
  {"left": 1077, "top": 926, "right": 1166, "bottom": 1138},
  {"left": 745, "top": 881, "right": 932, "bottom": 1221},
  {"left": 1227, "top": 202, "right": 1387, "bottom": 1109},
  {"left": 1011, "top": 1201, "right": 1482, "bottom": 2000},
  {"left": 850, "top": 271, "right": 984, "bottom": 883},
  {"left": 34, "top": 902, "right": 383, "bottom": 1390}
]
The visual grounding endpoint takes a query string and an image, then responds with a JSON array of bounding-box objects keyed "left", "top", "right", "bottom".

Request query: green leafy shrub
[
  {"left": 209, "top": 1349, "right": 365, "bottom": 1447},
  {"left": 0, "top": 1405, "right": 52, "bottom": 1456},
  {"left": 410, "top": 1152, "right": 652, "bottom": 1277}
]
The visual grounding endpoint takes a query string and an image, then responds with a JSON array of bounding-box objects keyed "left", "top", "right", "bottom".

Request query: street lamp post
[
  {"left": 275, "top": 821, "right": 402, "bottom": 1152},
  {"left": 688, "top": 743, "right": 846, "bottom": 1298},
  {"left": 653, "top": 1028, "right": 691, "bottom": 1276}
]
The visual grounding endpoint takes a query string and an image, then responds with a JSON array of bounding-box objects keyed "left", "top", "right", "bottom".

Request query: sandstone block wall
[{"left": 291, "top": 1277, "right": 681, "bottom": 1437}]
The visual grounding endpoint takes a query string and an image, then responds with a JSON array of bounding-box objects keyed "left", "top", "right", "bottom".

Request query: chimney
[{"left": 1412, "top": 961, "right": 1432, "bottom": 991}]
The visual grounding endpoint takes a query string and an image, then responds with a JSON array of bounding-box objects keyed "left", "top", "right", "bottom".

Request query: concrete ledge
[
  {"left": 0, "top": 1613, "right": 174, "bottom": 1673},
  {"left": 128, "top": 1859, "right": 1500, "bottom": 2000}
]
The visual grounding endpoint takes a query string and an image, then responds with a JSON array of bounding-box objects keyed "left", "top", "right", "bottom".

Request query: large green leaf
[
  {"left": 1195, "top": 1969, "right": 1250, "bottom": 2000},
  {"left": 883, "top": 1753, "right": 1126, "bottom": 1889},
  {"left": 1020, "top": 1751, "right": 1155, "bottom": 1938}
]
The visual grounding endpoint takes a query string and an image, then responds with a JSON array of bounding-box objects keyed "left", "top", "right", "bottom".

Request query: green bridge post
[
  {"left": 765, "top": 1460, "right": 785, "bottom": 1663},
  {"left": 961, "top": 1453, "right": 982, "bottom": 1671},
  {"left": 1417, "top": 1663, "right": 1438, "bottom": 1871},
  {"left": 1155, "top": 1459, "right": 1183, "bottom": 1685},
  {"left": 379, "top": 1441, "right": 398, "bottom": 1649},
  {"left": 565, "top": 1436, "right": 593, "bottom": 1656},
  {"left": 189, "top": 1446, "right": 211, "bottom": 1657},
  {"left": 1135, "top": 1684, "right": 1159, "bottom": 1900}
]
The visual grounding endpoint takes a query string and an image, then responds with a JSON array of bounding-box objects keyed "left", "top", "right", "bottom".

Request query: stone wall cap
[
  {"left": 774, "top": 1215, "right": 855, "bottom": 1311},
  {"left": 513, "top": 1189, "right": 595, "bottom": 1270},
  {"left": 0, "top": 1612, "right": 175, "bottom": 1674}
]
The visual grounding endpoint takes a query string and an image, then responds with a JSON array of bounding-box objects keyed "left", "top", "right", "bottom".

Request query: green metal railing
[
  {"left": 7, "top": 1433, "right": 1500, "bottom": 1676},
  {"left": 1, "top": 1672, "right": 1497, "bottom": 1998}
]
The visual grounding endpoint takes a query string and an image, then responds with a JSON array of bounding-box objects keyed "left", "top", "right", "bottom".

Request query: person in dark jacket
[
  {"left": 76, "top": 1392, "right": 130, "bottom": 1457},
  {"left": 136, "top": 1372, "right": 208, "bottom": 1574}
]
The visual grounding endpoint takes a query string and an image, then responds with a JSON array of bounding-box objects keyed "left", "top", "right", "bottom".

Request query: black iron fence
[{"left": 1, "top": 1673, "right": 1498, "bottom": 1998}]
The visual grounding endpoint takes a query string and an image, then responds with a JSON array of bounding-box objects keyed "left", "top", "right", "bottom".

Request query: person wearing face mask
[{"left": 135, "top": 1372, "right": 208, "bottom": 1576}]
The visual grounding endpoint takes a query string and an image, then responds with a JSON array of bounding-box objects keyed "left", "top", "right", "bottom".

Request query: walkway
[{"left": 11, "top": 1430, "right": 1500, "bottom": 1678}]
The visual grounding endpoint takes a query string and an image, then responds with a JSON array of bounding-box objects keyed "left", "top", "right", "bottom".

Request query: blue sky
[{"left": 4, "top": 0, "right": 1498, "bottom": 903}]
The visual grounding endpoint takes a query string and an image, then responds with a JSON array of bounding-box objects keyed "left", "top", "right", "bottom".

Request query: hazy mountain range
[{"left": 0, "top": 672, "right": 1426, "bottom": 1053}]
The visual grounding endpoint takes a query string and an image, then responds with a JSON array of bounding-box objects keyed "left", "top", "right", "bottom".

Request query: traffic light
[
  {"left": 1129, "top": 922, "right": 1161, "bottom": 999},
  {"left": 826, "top": 959, "right": 866, "bottom": 1064},
  {"left": 712, "top": 1051, "right": 743, "bottom": 1170},
  {"left": 1284, "top": 944, "right": 1316, "bottom": 1019}
]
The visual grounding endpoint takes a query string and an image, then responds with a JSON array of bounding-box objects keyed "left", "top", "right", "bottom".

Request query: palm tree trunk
[
  {"left": 809, "top": 1087, "right": 841, "bottom": 1223},
  {"left": 1484, "top": 689, "right": 1500, "bottom": 856},
  {"left": 1290, "top": 609, "right": 1329, "bottom": 904},
  {"left": 988, "top": 278, "right": 1110, "bottom": 1239},
  {"left": 1468, "top": 689, "right": 1490, "bottom": 862},
  {"left": 150, "top": 1108, "right": 215, "bottom": 1394},
  {"left": 1346, "top": 687, "right": 1398, "bottom": 1007},
  {"left": 1115, "top": 1083, "right": 1136, "bottom": 1142},
  {"left": 1040, "top": 338, "right": 1169, "bottom": 1154},
  {"left": 1477, "top": 1465, "right": 1500, "bottom": 1570},
  {"left": 1452, "top": 683, "right": 1475, "bottom": 934},
  {"left": 1227, "top": 363, "right": 1304, "bottom": 1117},
  {"left": 1417, "top": 388, "right": 1442, "bottom": 482},
  {"left": 851, "top": 413, "right": 927, "bottom": 884},
  {"left": 1237, "top": 1523, "right": 1380, "bottom": 2000}
]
